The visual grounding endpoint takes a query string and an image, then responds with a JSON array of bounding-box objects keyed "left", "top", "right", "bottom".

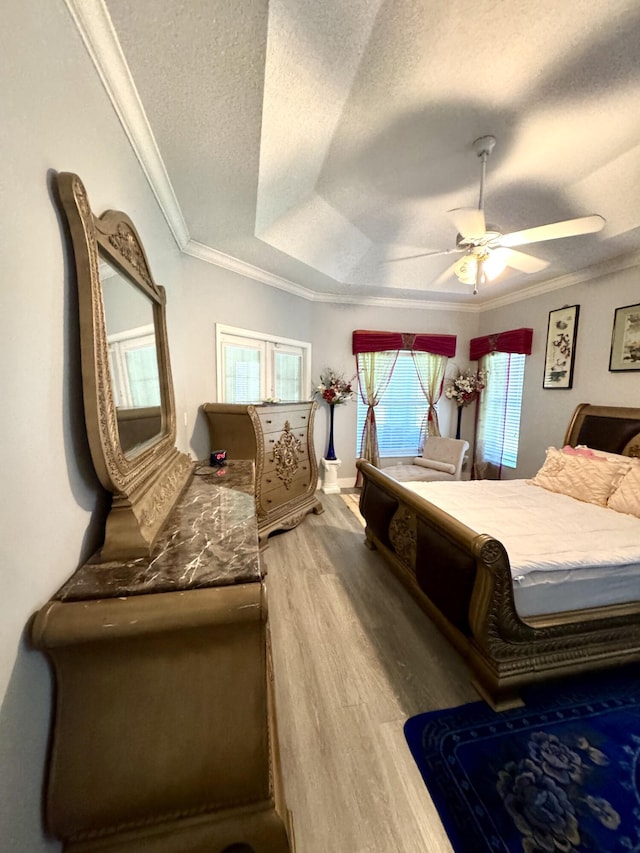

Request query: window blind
[{"left": 480, "top": 352, "right": 525, "bottom": 468}]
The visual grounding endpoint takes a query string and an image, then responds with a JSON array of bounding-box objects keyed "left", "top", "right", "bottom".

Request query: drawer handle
[
  {"left": 265, "top": 478, "right": 272, "bottom": 484},
  {"left": 269, "top": 438, "right": 275, "bottom": 444},
  {"left": 302, "top": 465, "right": 308, "bottom": 470},
  {"left": 301, "top": 415, "right": 306, "bottom": 419},
  {"left": 266, "top": 498, "right": 272, "bottom": 504},
  {"left": 266, "top": 419, "right": 272, "bottom": 424}
]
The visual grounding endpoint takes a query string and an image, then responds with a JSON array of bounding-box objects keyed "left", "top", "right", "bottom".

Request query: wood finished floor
[{"left": 262, "top": 492, "right": 479, "bottom": 853}]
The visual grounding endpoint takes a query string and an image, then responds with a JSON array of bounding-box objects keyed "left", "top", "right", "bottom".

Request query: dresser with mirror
[{"left": 31, "top": 173, "right": 293, "bottom": 852}]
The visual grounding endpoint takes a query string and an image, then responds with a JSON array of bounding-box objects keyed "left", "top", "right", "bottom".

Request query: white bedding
[{"left": 403, "top": 479, "right": 640, "bottom": 617}]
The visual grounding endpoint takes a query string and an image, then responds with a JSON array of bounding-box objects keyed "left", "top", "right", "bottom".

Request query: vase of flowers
[
  {"left": 314, "top": 368, "right": 355, "bottom": 460},
  {"left": 444, "top": 369, "right": 486, "bottom": 439}
]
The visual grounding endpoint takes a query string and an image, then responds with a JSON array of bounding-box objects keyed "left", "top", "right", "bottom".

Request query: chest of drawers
[{"left": 203, "top": 401, "right": 323, "bottom": 545}]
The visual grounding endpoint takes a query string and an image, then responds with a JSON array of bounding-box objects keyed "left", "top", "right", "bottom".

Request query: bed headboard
[{"left": 564, "top": 404, "right": 640, "bottom": 457}]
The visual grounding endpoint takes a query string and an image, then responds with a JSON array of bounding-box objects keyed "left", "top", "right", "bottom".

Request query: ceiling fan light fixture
[
  {"left": 453, "top": 254, "right": 480, "bottom": 285},
  {"left": 454, "top": 248, "right": 507, "bottom": 286},
  {"left": 483, "top": 251, "right": 508, "bottom": 281}
]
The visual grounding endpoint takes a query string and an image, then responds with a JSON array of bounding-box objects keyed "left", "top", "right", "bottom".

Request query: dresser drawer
[
  {"left": 262, "top": 448, "right": 310, "bottom": 478},
  {"left": 257, "top": 406, "right": 311, "bottom": 436},
  {"left": 258, "top": 468, "right": 314, "bottom": 514},
  {"left": 260, "top": 454, "right": 313, "bottom": 493},
  {"left": 263, "top": 423, "right": 308, "bottom": 448}
]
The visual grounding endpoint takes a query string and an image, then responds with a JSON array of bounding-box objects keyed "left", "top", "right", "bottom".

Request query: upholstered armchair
[{"left": 381, "top": 436, "right": 469, "bottom": 483}]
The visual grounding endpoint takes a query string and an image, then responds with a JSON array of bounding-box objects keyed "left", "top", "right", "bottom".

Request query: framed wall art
[
  {"left": 609, "top": 302, "right": 640, "bottom": 372},
  {"left": 543, "top": 304, "right": 580, "bottom": 389}
]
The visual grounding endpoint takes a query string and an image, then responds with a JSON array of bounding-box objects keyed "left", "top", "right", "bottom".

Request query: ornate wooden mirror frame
[{"left": 58, "top": 172, "right": 193, "bottom": 560}]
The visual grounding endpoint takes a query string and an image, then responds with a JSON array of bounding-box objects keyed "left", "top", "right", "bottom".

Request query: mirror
[
  {"left": 100, "top": 256, "right": 163, "bottom": 456},
  {"left": 58, "top": 173, "right": 193, "bottom": 560}
]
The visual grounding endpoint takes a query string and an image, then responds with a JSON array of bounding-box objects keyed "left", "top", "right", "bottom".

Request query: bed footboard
[{"left": 357, "top": 459, "right": 640, "bottom": 709}]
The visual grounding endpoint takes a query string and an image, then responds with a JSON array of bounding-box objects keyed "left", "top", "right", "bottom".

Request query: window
[
  {"left": 477, "top": 351, "right": 526, "bottom": 468},
  {"left": 108, "top": 324, "right": 161, "bottom": 408},
  {"left": 216, "top": 324, "right": 311, "bottom": 404},
  {"left": 356, "top": 351, "right": 429, "bottom": 457}
]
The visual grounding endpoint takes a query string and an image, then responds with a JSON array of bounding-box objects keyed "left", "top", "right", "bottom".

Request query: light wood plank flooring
[{"left": 262, "top": 491, "right": 479, "bottom": 853}]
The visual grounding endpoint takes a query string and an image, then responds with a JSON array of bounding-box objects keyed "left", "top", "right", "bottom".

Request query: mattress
[{"left": 403, "top": 479, "right": 640, "bottom": 617}]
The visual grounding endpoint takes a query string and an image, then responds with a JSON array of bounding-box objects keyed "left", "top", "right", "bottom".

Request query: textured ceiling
[{"left": 97, "top": 0, "right": 640, "bottom": 306}]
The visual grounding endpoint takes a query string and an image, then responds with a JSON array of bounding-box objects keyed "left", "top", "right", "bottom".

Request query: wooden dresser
[
  {"left": 31, "top": 462, "right": 294, "bottom": 853},
  {"left": 203, "top": 401, "right": 323, "bottom": 546}
]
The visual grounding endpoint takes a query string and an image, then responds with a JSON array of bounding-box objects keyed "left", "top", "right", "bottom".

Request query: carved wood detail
[{"left": 272, "top": 422, "right": 303, "bottom": 489}]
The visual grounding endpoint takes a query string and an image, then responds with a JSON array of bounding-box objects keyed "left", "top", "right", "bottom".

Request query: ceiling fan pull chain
[{"left": 474, "top": 255, "right": 484, "bottom": 295}]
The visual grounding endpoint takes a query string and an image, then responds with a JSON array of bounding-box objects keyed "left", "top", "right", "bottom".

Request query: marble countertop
[{"left": 56, "top": 460, "right": 260, "bottom": 601}]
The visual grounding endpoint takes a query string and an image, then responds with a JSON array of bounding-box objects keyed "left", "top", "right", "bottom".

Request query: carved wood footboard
[{"left": 357, "top": 458, "right": 640, "bottom": 709}]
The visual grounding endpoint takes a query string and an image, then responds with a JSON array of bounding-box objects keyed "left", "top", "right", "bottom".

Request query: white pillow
[
  {"left": 527, "top": 446, "right": 628, "bottom": 506},
  {"left": 608, "top": 459, "right": 640, "bottom": 518},
  {"left": 412, "top": 457, "right": 456, "bottom": 475}
]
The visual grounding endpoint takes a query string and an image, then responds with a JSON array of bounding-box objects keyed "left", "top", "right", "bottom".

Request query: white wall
[
  {"left": 178, "top": 257, "right": 315, "bottom": 460},
  {"left": 480, "top": 263, "right": 640, "bottom": 477},
  {"left": 0, "top": 4, "right": 187, "bottom": 849}
]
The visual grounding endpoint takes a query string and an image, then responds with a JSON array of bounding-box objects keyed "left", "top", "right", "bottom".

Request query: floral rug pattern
[{"left": 404, "top": 668, "right": 640, "bottom": 852}]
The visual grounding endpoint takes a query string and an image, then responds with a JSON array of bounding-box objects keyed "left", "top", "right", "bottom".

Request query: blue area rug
[{"left": 404, "top": 668, "right": 640, "bottom": 852}]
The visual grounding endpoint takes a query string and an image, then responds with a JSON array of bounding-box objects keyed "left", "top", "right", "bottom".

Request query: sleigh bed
[{"left": 356, "top": 404, "right": 640, "bottom": 709}]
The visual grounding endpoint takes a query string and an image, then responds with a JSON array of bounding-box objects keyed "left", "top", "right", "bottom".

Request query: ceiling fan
[{"left": 389, "top": 135, "right": 605, "bottom": 294}]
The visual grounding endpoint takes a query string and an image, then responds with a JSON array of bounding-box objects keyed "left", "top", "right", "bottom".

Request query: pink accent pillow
[
  {"left": 567, "top": 445, "right": 632, "bottom": 466},
  {"left": 562, "top": 445, "right": 600, "bottom": 458}
]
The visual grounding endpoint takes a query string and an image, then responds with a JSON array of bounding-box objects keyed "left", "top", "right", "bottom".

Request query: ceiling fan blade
[
  {"left": 491, "top": 247, "right": 550, "bottom": 274},
  {"left": 447, "top": 208, "right": 486, "bottom": 240},
  {"left": 383, "top": 247, "right": 463, "bottom": 264},
  {"left": 499, "top": 215, "right": 605, "bottom": 248},
  {"left": 431, "top": 259, "right": 461, "bottom": 288}
]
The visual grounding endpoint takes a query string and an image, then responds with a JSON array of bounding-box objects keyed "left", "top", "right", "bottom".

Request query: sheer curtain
[
  {"left": 355, "top": 351, "right": 398, "bottom": 480},
  {"left": 411, "top": 351, "right": 448, "bottom": 446}
]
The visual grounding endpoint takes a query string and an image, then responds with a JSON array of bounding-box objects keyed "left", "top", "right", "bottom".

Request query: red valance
[
  {"left": 469, "top": 328, "right": 533, "bottom": 361},
  {"left": 352, "top": 329, "right": 456, "bottom": 357}
]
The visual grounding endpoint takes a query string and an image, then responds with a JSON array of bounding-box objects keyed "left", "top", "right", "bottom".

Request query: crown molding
[
  {"left": 183, "top": 239, "right": 320, "bottom": 301},
  {"left": 63, "top": 0, "right": 189, "bottom": 247},
  {"left": 183, "top": 240, "right": 478, "bottom": 311}
]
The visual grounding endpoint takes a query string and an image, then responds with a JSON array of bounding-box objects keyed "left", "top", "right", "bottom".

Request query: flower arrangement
[
  {"left": 314, "top": 368, "right": 355, "bottom": 406},
  {"left": 445, "top": 368, "right": 486, "bottom": 407}
]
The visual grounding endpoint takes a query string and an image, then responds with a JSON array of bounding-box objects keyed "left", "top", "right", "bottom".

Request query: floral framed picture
[
  {"left": 609, "top": 302, "right": 640, "bottom": 371},
  {"left": 543, "top": 305, "right": 580, "bottom": 389}
]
